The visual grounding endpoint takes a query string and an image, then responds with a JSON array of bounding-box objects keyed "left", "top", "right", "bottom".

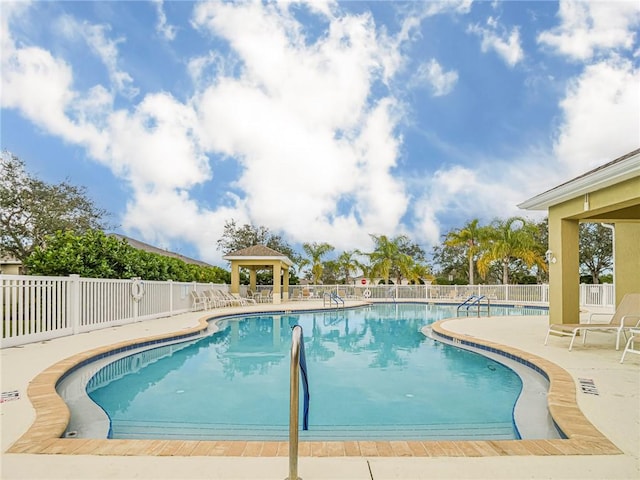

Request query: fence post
[
  {"left": 131, "top": 277, "right": 140, "bottom": 322},
  {"left": 168, "top": 280, "right": 174, "bottom": 315},
  {"left": 69, "top": 274, "right": 81, "bottom": 334}
]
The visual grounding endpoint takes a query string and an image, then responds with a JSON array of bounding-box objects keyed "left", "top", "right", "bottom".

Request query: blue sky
[{"left": 2, "top": 1, "right": 639, "bottom": 266}]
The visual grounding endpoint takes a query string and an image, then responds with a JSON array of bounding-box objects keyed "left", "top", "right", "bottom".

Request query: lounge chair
[
  {"left": 620, "top": 326, "right": 640, "bottom": 363},
  {"left": 545, "top": 293, "right": 640, "bottom": 351},
  {"left": 190, "top": 291, "right": 210, "bottom": 311},
  {"left": 217, "top": 290, "right": 255, "bottom": 306},
  {"left": 203, "top": 290, "right": 224, "bottom": 308},
  {"left": 258, "top": 290, "right": 272, "bottom": 303},
  {"left": 211, "top": 289, "right": 233, "bottom": 307},
  {"left": 231, "top": 292, "right": 257, "bottom": 305}
]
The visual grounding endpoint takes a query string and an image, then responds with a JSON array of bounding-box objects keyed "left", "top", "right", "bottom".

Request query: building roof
[
  {"left": 518, "top": 148, "right": 640, "bottom": 210},
  {"left": 223, "top": 245, "right": 293, "bottom": 266},
  {"left": 109, "top": 233, "right": 213, "bottom": 268},
  {"left": 0, "top": 256, "right": 21, "bottom": 265}
]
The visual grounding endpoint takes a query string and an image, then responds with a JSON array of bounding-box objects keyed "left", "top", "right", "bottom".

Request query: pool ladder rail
[
  {"left": 457, "top": 295, "right": 491, "bottom": 317},
  {"left": 288, "top": 325, "right": 309, "bottom": 480},
  {"left": 323, "top": 291, "right": 345, "bottom": 308}
]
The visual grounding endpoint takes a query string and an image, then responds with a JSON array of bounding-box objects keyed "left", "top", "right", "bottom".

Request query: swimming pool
[{"left": 60, "top": 303, "right": 551, "bottom": 442}]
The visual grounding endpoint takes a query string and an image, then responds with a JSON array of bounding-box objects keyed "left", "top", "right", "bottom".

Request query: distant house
[
  {"left": 108, "top": 234, "right": 213, "bottom": 268},
  {"left": 0, "top": 256, "right": 22, "bottom": 275}
]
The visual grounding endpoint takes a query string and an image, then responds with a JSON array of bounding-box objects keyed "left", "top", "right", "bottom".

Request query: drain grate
[
  {"left": 1, "top": 390, "right": 20, "bottom": 403},
  {"left": 578, "top": 378, "right": 599, "bottom": 395}
]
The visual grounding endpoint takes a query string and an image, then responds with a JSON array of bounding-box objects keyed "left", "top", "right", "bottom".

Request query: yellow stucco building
[
  {"left": 519, "top": 148, "right": 640, "bottom": 325},
  {"left": 223, "top": 245, "right": 293, "bottom": 304}
]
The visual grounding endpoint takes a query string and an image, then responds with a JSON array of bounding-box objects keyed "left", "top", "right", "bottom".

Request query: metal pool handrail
[{"left": 288, "top": 325, "right": 309, "bottom": 480}]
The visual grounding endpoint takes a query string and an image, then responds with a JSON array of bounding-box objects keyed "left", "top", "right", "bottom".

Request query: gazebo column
[
  {"left": 282, "top": 267, "right": 290, "bottom": 301},
  {"left": 272, "top": 262, "right": 282, "bottom": 304},
  {"left": 230, "top": 261, "right": 240, "bottom": 295},
  {"left": 249, "top": 268, "right": 257, "bottom": 294}
]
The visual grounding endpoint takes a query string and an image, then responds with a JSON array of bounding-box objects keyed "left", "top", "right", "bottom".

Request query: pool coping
[{"left": 6, "top": 307, "right": 622, "bottom": 458}]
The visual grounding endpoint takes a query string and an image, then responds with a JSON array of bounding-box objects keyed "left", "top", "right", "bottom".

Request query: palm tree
[
  {"left": 477, "top": 217, "right": 546, "bottom": 284},
  {"left": 368, "top": 234, "right": 412, "bottom": 284},
  {"left": 335, "top": 250, "right": 360, "bottom": 284},
  {"left": 405, "top": 262, "right": 433, "bottom": 284},
  {"left": 444, "top": 219, "right": 483, "bottom": 285},
  {"left": 301, "top": 242, "right": 334, "bottom": 284}
]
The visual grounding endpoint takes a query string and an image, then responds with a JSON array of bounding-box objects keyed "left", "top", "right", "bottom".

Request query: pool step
[{"left": 111, "top": 420, "right": 516, "bottom": 441}]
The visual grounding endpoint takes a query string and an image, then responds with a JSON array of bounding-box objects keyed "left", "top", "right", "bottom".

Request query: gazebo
[
  {"left": 519, "top": 148, "right": 640, "bottom": 325},
  {"left": 223, "top": 245, "right": 294, "bottom": 304}
]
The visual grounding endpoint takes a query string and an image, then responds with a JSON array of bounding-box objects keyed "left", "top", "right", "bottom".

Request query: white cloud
[
  {"left": 55, "top": 15, "right": 139, "bottom": 99},
  {"left": 553, "top": 58, "right": 640, "bottom": 175},
  {"left": 413, "top": 154, "right": 554, "bottom": 243},
  {"left": 122, "top": 187, "right": 241, "bottom": 260},
  {"left": 3, "top": 0, "right": 416, "bottom": 263},
  {"left": 468, "top": 16, "right": 524, "bottom": 67},
  {"left": 538, "top": 0, "right": 640, "bottom": 61},
  {"left": 152, "top": 0, "right": 177, "bottom": 41},
  {"left": 411, "top": 59, "right": 459, "bottom": 96},
  {"left": 423, "top": 0, "right": 473, "bottom": 17},
  {"left": 107, "top": 92, "right": 209, "bottom": 190},
  {"left": 7, "top": 0, "right": 636, "bottom": 268},
  {"left": 395, "top": 0, "right": 473, "bottom": 48},
  {"left": 1, "top": 12, "right": 108, "bottom": 154},
  {"left": 192, "top": 1, "right": 408, "bottom": 253}
]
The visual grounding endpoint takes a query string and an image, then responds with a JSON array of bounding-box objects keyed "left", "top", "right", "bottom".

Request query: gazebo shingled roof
[{"left": 226, "top": 245, "right": 288, "bottom": 258}]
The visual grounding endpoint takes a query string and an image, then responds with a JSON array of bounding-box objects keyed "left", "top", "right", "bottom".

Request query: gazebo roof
[{"left": 223, "top": 245, "right": 293, "bottom": 266}]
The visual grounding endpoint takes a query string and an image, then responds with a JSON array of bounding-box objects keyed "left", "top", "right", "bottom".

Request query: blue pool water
[{"left": 85, "top": 304, "right": 546, "bottom": 441}]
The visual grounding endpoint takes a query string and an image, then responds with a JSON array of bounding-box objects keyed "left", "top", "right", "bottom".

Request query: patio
[{"left": 1, "top": 301, "right": 638, "bottom": 479}]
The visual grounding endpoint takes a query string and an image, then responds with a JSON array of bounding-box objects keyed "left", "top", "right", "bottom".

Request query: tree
[
  {"left": 25, "top": 229, "right": 229, "bottom": 282},
  {"left": 404, "top": 262, "right": 433, "bottom": 285},
  {"left": 25, "top": 230, "right": 131, "bottom": 278},
  {"left": 444, "top": 219, "right": 483, "bottom": 285},
  {"left": 301, "top": 242, "right": 334, "bottom": 284},
  {"left": 579, "top": 223, "right": 613, "bottom": 284},
  {"left": 319, "top": 259, "right": 339, "bottom": 284},
  {"left": 216, "top": 220, "right": 298, "bottom": 261},
  {"left": 335, "top": 250, "right": 360, "bottom": 284},
  {"left": 368, "top": 234, "right": 413, "bottom": 284},
  {"left": 0, "top": 152, "right": 109, "bottom": 264},
  {"left": 530, "top": 218, "right": 549, "bottom": 283},
  {"left": 477, "top": 217, "right": 546, "bottom": 284},
  {"left": 431, "top": 242, "right": 467, "bottom": 284}
]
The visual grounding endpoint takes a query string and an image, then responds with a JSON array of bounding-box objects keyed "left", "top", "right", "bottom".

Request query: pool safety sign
[
  {"left": 1, "top": 390, "right": 20, "bottom": 403},
  {"left": 578, "top": 378, "right": 599, "bottom": 396}
]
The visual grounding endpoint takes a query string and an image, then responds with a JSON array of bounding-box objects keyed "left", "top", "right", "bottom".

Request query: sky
[{"left": 2, "top": 0, "right": 639, "bottom": 267}]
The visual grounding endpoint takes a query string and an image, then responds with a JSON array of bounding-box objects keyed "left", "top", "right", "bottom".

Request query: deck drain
[
  {"left": 1, "top": 390, "right": 20, "bottom": 403},
  {"left": 578, "top": 378, "right": 599, "bottom": 395}
]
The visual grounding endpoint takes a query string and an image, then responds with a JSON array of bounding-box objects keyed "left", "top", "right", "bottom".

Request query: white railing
[
  {"left": 2, "top": 274, "right": 616, "bottom": 348},
  {"left": 1, "top": 275, "right": 226, "bottom": 348},
  {"left": 286, "top": 284, "right": 551, "bottom": 305},
  {"left": 287, "top": 283, "right": 613, "bottom": 308},
  {"left": 579, "top": 283, "right": 615, "bottom": 307}
]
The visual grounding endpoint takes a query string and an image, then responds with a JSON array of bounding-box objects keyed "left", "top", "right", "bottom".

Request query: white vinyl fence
[
  {"left": 287, "top": 284, "right": 552, "bottom": 305},
  {"left": 1, "top": 275, "right": 226, "bottom": 348},
  {"left": 2, "top": 274, "right": 615, "bottom": 348}
]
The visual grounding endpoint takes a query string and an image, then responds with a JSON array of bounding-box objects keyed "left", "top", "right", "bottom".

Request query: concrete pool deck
[{"left": 1, "top": 301, "right": 638, "bottom": 479}]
